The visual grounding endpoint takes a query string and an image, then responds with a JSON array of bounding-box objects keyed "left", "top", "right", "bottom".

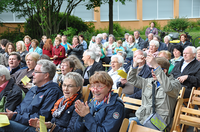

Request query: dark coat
[
  {"left": 179, "top": 41, "right": 192, "bottom": 49},
  {"left": 140, "top": 40, "right": 149, "bottom": 50},
  {"left": 158, "top": 42, "right": 168, "bottom": 51},
  {"left": 136, "top": 37, "right": 144, "bottom": 49},
  {"left": 0, "top": 78, "right": 22, "bottom": 112},
  {"left": 171, "top": 59, "right": 200, "bottom": 98},
  {"left": 67, "top": 44, "right": 84, "bottom": 61},
  {"left": 17, "top": 50, "right": 28, "bottom": 68}
]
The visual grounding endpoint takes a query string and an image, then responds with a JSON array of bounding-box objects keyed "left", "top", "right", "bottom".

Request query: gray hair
[
  {"left": 184, "top": 46, "right": 196, "bottom": 54},
  {"left": 134, "top": 49, "right": 147, "bottom": 57},
  {"left": 134, "top": 31, "right": 140, "bottom": 35},
  {"left": 154, "top": 35, "right": 161, "bottom": 41},
  {"left": 111, "top": 55, "right": 124, "bottom": 66},
  {"left": 85, "top": 50, "right": 96, "bottom": 60},
  {"left": 109, "top": 34, "right": 115, "bottom": 40},
  {"left": 0, "top": 65, "right": 11, "bottom": 80},
  {"left": 102, "top": 33, "right": 107, "bottom": 37},
  {"left": 37, "top": 59, "right": 56, "bottom": 80},
  {"left": 150, "top": 40, "right": 160, "bottom": 48},
  {"left": 63, "top": 72, "right": 83, "bottom": 93},
  {"left": 117, "top": 51, "right": 127, "bottom": 59},
  {"left": 91, "top": 36, "right": 96, "bottom": 40},
  {"left": 196, "top": 46, "right": 200, "bottom": 52},
  {"left": 164, "top": 35, "right": 171, "bottom": 41},
  {"left": 124, "top": 33, "right": 129, "bottom": 37},
  {"left": 95, "top": 35, "right": 102, "bottom": 41}
]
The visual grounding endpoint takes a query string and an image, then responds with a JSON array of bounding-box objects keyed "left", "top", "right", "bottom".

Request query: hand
[
  {"left": 65, "top": 53, "right": 68, "bottom": 57},
  {"left": 112, "top": 47, "right": 115, "bottom": 50},
  {"left": 23, "top": 83, "right": 33, "bottom": 89},
  {"left": 53, "top": 55, "right": 58, "bottom": 59},
  {"left": 133, "top": 55, "right": 144, "bottom": 67},
  {"left": 120, "top": 78, "right": 127, "bottom": 85},
  {"left": 75, "top": 100, "right": 90, "bottom": 117},
  {"left": 29, "top": 117, "right": 39, "bottom": 128},
  {"left": 146, "top": 54, "right": 159, "bottom": 69},
  {"left": 106, "top": 45, "right": 109, "bottom": 50},
  {"left": 177, "top": 75, "right": 188, "bottom": 83},
  {"left": 5, "top": 109, "right": 17, "bottom": 120},
  {"left": 68, "top": 45, "right": 73, "bottom": 49}
]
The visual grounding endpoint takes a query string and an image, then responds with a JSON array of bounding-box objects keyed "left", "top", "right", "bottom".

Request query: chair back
[
  {"left": 82, "top": 84, "right": 90, "bottom": 103},
  {"left": 128, "top": 121, "right": 160, "bottom": 132},
  {"left": 113, "top": 87, "right": 123, "bottom": 97},
  {"left": 119, "top": 118, "right": 129, "bottom": 132}
]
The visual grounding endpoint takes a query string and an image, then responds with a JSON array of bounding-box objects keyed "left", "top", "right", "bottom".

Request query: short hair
[
  {"left": 68, "top": 55, "right": 85, "bottom": 71},
  {"left": 9, "top": 52, "right": 21, "bottom": 61},
  {"left": 79, "top": 35, "right": 84, "bottom": 39},
  {"left": 184, "top": 46, "right": 196, "bottom": 54},
  {"left": 73, "top": 35, "right": 81, "bottom": 44},
  {"left": 89, "top": 71, "right": 113, "bottom": 89},
  {"left": 16, "top": 41, "right": 26, "bottom": 52},
  {"left": 117, "top": 40, "right": 122, "bottom": 44},
  {"left": 150, "top": 40, "right": 159, "bottom": 48},
  {"left": 62, "top": 35, "right": 67, "bottom": 38},
  {"left": 31, "top": 39, "right": 39, "bottom": 46},
  {"left": 55, "top": 37, "right": 61, "bottom": 42},
  {"left": 39, "top": 54, "right": 51, "bottom": 60},
  {"left": 0, "top": 39, "right": 9, "bottom": 47},
  {"left": 5, "top": 42, "right": 15, "bottom": 53},
  {"left": 164, "top": 35, "right": 171, "bottom": 41},
  {"left": 148, "top": 33, "right": 154, "bottom": 37},
  {"left": 134, "top": 30, "right": 140, "bottom": 35},
  {"left": 95, "top": 35, "right": 102, "bottom": 41},
  {"left": 172, "top": 44, "right": 183, "bottom": 55},
  {"left": 124, "top": 33, "right": 129, "bottom": 37},
  {"left": 111, "top": 55, "right": 124, "bottom": 66},
  {"left": 134, "top": 49, "right": 147, "bottom": 57},
  {"left": 109, "top": 34, "right": 115, "bottom": 40},
  {"left": 154, "top": 35, "right": 161, "bottom": 41},
  {"left": 158, "top": 50, "right": 172, "bottom": 60},
  {"left": 85, "top": 50, "right": 96, "bottom": 60},
  {"left": 117, "top": 51, "right": 127, "bottom": 59},
  {"left": 180, "top": 34, "right": 187, "bottom": 40},
  {"left": 155, "top": 57, "right": 170, "bottom": 72},
  {"left": 23, "top": 35, "right": 31, "bottom": 42},
  {"left": 37, "top": 59, "right": 56, "bottom": 80},
  {"left": 41, "top": 35, "right": 47, "bottom": 39},
  {"left": 63, "top": 72, "right": 83, "bottom": 93},
  {"left": 91, "top": 36, "right": 96, "bottom": 40},
  {"left": 102, "top": 33, "right": 108, "bottom": 37},
  {"left": 0, "top": 65, "right": 11, "bottom": 80},
  {"left": 61, "top": 58, "right": 75, "bottom": 70},
  {"left": 26, "top": 52, "right": 40, "bottom": 63},
  {"left": 196, "top": 46, "right": 200, "bottom": 52}
]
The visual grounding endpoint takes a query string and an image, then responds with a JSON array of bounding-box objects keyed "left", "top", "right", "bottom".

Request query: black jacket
[
  {"left": 82, "top": 61, "right": 104, "bottom": 86},
  {"left": 0, "top": 78, "right": 22, "bottom": 112},
  {"left": 136, "top": 37, "right": 144, "bottom": 49},
  {"left": 179, "top": 41, "right": 192, "bottom": 49},
  {"left": 140, "top": 40, "right": 149, "bottom": 50},
  {"left": 171, "top": 58, "right": 200, "bottom": 98},
  {"left": 67, "top": 44, "right": 84, "bottom": 61}
]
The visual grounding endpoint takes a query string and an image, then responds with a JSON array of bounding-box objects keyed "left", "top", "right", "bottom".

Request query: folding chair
[
  {"left": 82, "top": 84, "right": 90, "bottom": 103},
  {"left": 113, "top": 87, "right": 122, "bottom": 97},
  {"left": 119, "top": 118, "right": 129, "bottom": 132},
  {"left": 128, "top": 121, "right": 160, "bottom": 132}
]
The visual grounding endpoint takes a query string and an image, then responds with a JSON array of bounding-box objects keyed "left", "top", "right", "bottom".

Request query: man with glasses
[{"left": 0, "top": 59, "right": 63, "bottom": 132}]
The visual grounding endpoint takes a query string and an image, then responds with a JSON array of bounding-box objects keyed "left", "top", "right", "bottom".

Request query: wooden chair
[
  {"left": 82, "top": 84, "right": 90, "bottom": 103},
  {"left": 121, "top": 93, "right": 142, "bottom": 111},
  {"left": 113, "top": 87, "right": 122, "bottom": 97},
  {"left": 119, "top": 118, "right": 129, "bottom": 132},
  {"left": 170, "top": 87, "right": 200, "bottom": 132},
  {"left": 128, "top": 121, "right": 160, "bottom": 132}
]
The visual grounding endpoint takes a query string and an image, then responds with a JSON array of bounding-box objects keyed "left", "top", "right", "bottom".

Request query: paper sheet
[
  {"left": 132, "top": 48, "right": 137, "bottom": 51},
  {"left": 21, "top": 75, "right": 31, "bottom": 85},
  {"left": 116, "top": 49, "right": 123, "bottom": 52},
  {"left": 0, "top": 115, "right": 10, "bottom": 127},
  {"left": 40, "top": 115, "right": 47, "bottom": 132},
  {"left": 117, "top": 70, "right": 127, "bottom": 79}
]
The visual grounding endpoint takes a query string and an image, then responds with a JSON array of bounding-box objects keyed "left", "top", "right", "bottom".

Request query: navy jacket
[
  {"left": 179, "top": 41, "right": 192, "bottom": 49},
  {"left": 67, "top": 44, "right": 84, "bottom": 61},
  {"left": 12, "top": 82, "right": 63, "bottom": 126},
  {"left": 158, "top": 42, "right": 168, "bottom": 51},
  {"left": 74, "top": 93, "right": 124, "bottom": 132}
]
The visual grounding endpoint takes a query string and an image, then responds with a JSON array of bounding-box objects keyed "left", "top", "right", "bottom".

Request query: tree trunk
[{"left": 109, "top": 0, "right": 113, "bottom": 35}]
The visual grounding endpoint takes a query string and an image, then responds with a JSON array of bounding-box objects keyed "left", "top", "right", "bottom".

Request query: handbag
[{"left": 143, "top": 81, "right": 167, "bottom": 131}]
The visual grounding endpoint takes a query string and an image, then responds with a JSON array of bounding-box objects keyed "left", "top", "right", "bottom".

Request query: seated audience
[
  {"left": 140, "top": 33, "right": 153, "bottom": 51},
  {"left": 134, "top": 31, "right": 144, "bottom": 48},
  {"left": 122, "top": 33, "right": 129, "bottom": 46},
  {"left": 170, "top": 44, "right": 183, "bottom": 66},
  {"left": 153, "top": 35, "right": 168, "bottom": 51},
  {"left": 39, "top": 35, "right": 47, "bottom": 49},
  {"left": 74, "top": 71, "right": 124, "bottom": 132},
  {"left": 89, "top": 36, "right": 102, "bottom": 62},
  {"left": 101, "top": 33, "right": 108, "bottom": 44},
  {"left": 103, "top": 34, "right": 117, "bottom": 59},
  {"left": 79, "top": 35, "right": 87, "bottom": 51},
  {"left": 39, "top": 54, "right": 51, "bottom": 60},
  {"left": 0, "top": 39, "right": 9, "bottom": 54},
  {"left": 0, "top": 59, "right": 63, "bottom": 131},
  {"left": 24, "top": 35, "right": 32, "bottom": 52},
  {"left": 108, "top": 55, "right": 125, "bottom": 89},
  {"left": 0, "top": 65, "right": 22, "bottom": 112},
  {"left": 7, "top": 52, "right": 21, "bottom": 75},
  {"left": 11, "top": 52, "right": 40, "bottom": 93},
  {"left": 29, "top": 72, "right": 83, "bottom": 132},
  {"left": 127, "top": 56, "right": 181, "bottom": 128},
  {"left": 61, "top": 35, "right": 71, "bottom": 54},
  {"left": 68, "top": 55, "right": 85, "bottom": 75},
  {"left": 1, "top": 42, "right": 16, "bottom": 67},
  {"left": 196, "top": 46, "right": 200, "bottom": 61},
  {"left": 52, "top": 37, "right": 65, "bottom": 65},
  {"left": 42, "top": 38, "right": 53, "bottom": 58},
  {"left": 16, "top": 41, "right": 28, "bottom": 68},
  {"left": 171, "top": 46, "right": 200, "bottom": 98},
  {"left": 82, "top": 50, "right": 104, "bottom": 86},
  {"left": 179, "top": 34, "right": 192, "bottom": 49},
  {"left": 29, "top": 39, "right": 42, "bottom": 56},
  {"left": 88, "top": 36, "right": 96, "bottom": 49},
  {"left": 164, "top": 35, "right": 174, "bottom": 57},
  {"left": 114, "top": 40, "right": 125, "bottom": 55}
]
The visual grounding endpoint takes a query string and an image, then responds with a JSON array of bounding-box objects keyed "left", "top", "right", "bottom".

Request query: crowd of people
[{"left": 0, "top": 27, "right": 200, "bottom": 132}]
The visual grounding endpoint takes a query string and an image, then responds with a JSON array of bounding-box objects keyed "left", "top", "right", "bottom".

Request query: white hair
[
  {"left": 95, "top": 35, "right": 102, "bottom": 41},
  {"left": 164, "top": 35, "right": 171, "bottom": 41},
  {"left": 0, "top": 65, "right": 11, "bottom": 80},
  {"left": 124, "top": 33, "right": 129, "bottom": 37},
  {"left": 184, "top": 46, "right": 196, "bottom": 54},
  {"left": 196, "top": 46, "right": 200, "bottom": 52},
  {"left": 111, "top": 55, "right": 124, "bottom": 66},
  {"left": 134, "top": 49, "right": 147, "bottom": 57},
  {"left": 85, "top": 50, "right": 96, "bottom": 60},
  {"left": 150, "top": 40, "right": 160, "bottom": 48},
  {"left": 102, "top": 33, "right": 107, "bottom": 37}
]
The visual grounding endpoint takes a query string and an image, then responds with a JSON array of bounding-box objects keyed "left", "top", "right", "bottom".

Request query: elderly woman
[
  {"left": 88, "top": 36, "right": 96, "bottom": 49},
  {"left": 108, "top": 55, "right": 125, "bottom": 89},
  {"left": 29, "top": 39, "right": 42, "bottom": 56},
  {"left": 67, "top": 36, "right": 84, "bottom": 61},
  {"left": 11, "top": 52, "right": 40, "bottom": 93},
  {"left": 196, "top": 47, "right": 200, "bottom": 61},
  {"left": 103, "top": 34, "right": 117, "bottom": 58},
  {"left": 101, "top": 33, "right": 107, "bottom": 44},
  {"left": 1, "top": 42, "right": 16, "bottom": 67},
  {"left": 179, "top": 34, "right": 192, "bottom": 49},
  {"left": 89, "top": 36, "right": 103, "bottom": 62},
  {"left": 145, "top": 22, "right": 158, "bottom": 38},
  {"left": 28, "top": 72, "right": 83, "bottom": 132},
  {"left": 16, "top": 41, "right": 28, "bottom": 68},
  {"left": 170, "top": 44, "right": 183, "bottom": 66},
  {"left": 68, "top": 55, "right": 85, "bottom": 75},
  {"left": 74, "top": 71, "right": 124, "bottom": 132}
]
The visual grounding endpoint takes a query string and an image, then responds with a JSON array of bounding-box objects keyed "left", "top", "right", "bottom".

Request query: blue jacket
[
  {"left": 12, "top": 82, "right": 63, "bottom": 126},
  {"left": 158, "top": 42, "right": 168, "bottom": 51},
  {"left": 74, "top": 93, "right": 124, "bottom": 132},
  {"left": 29, "top": 46, "right": 43, "bottom": 56}
]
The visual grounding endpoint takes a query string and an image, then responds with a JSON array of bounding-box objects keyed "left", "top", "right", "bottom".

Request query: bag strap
[{"left": 152, "top": 81, "right": 156, "bottom": 114}]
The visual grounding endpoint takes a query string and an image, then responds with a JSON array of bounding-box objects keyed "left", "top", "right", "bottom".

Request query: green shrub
[{"left": 166, "top": 17, "right": 189, "bottom": 32}]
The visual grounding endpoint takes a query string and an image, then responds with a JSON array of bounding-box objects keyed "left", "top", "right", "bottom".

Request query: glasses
[
  {"left": 89, "top": 84, "right": 107, "bottom": 91},
  {"left": 26, "top": 59, "right": 33, "bottom": 62},
  {"left": 33, "top": 71, "right": 47, "bottom": 74},
  {"left": 62, "top": 84, "right": 77, "bottom": 89},
  {"left": 111, "top": 61, "right": 118, "bottom": 64}
]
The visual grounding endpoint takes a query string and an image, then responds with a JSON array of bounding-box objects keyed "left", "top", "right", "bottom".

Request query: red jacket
[
  {"left": 43, "top": 45, "right": 53, "bottom": 58},
  {"left": 52, "top": 45, "right": 65, "bottom": 65}
]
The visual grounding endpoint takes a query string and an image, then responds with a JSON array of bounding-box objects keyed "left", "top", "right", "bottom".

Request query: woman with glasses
[
  {"left": 29, "top": 72, "right": 83, "bottom": 132},
  {"left": 11, "top": 52, "right": 40, "bottom": 93},
  {"left": 74, "top": 71, "right": 124, "bottom": 132}
]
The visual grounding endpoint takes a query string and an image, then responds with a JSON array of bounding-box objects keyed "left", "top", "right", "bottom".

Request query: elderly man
[
  {"left": 0, "top": 59, "right": 63, "bottom": 131},
  {"left": 127, "top": 56, "right": 181, "bottom": 128},
  {"left": 164, "top": 35, "right": 174, "bottom": 58},
  {"left": 0, "top": 65, "right": 22, "bottom": 112},
  {"left": 7, "top": 52, "right": 21, "bottom": 75},
  {"left": 82, "top": 50, "right": 104, "bottom": 86},
  {"left": 171, "top": 46, "right": 200, "bottom": 98},
  {"left": 140, "top": 33, "right": 154, "bottom": 51},
  {"left": 134, "top": 31, "right": 144, "bottom": 48},
  {"left": 153, "top": 35, "right": 168, "bottom": 51}
]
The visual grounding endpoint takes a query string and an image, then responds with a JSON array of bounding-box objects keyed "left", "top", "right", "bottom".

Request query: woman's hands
[
  {"left": 75, "top": 100, "right": 90, "bottom": 117},
  {"left": 29, "top": 118, "right": 52, "bottom": 129}
]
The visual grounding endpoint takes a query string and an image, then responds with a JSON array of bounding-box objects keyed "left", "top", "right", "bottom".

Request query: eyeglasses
[
  {"left": 26, "top": 59, "right": 33, "bottom": 62},
  {"left": 33, "top": 71, "right": 47, "bottom": 74},
  {"left": 89, "top": 84, "right": 107, "bottom": 91},
  {"left": 62, "top": 84, "right": 77, "bottom": 89},
  {"left": 111, "top": 61, "right": 119, "bottom": 64}
]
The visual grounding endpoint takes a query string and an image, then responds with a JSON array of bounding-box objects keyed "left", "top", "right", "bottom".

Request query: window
[
  {"left": 100, "top": 0, "right": 137, "bottom": 21},
  {"left": 143, "top": 0, "right": 173, "bottom": 20},
  {"left": 0, "top": 12, "right": 26, "bottom": 22},
  {"left": 179, "top": 0, "right": 200, "bottom": 18}
]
